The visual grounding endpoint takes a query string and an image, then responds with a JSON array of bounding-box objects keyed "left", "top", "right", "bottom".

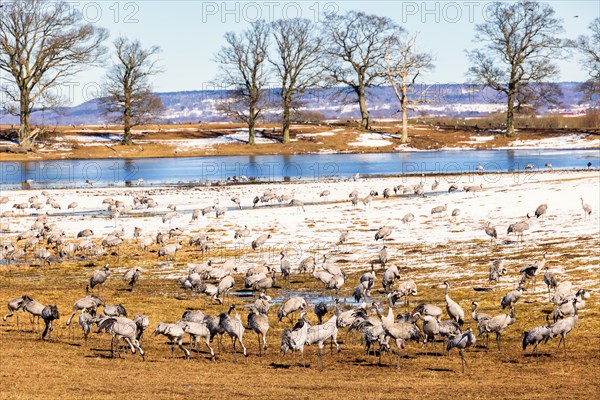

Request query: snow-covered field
[{"left": 2, "top": 170, "right": 599, "bottom": 297}]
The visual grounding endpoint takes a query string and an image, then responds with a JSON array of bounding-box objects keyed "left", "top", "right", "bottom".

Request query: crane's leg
[
  {"left": 206, "top": 337, "right": 215, "bottom": 360},
  {"left": 563, "top": 335, "right": 567, "bottom": 359},
  {"left": 496, "top": 333, "right": 502, "bottom": 351},
  {"left": 257, "top": 333, "right": 261, "bottom": 356},
  {"left": 262, "top": 333, "right": 268, "bottom": 353},
  {"left": 556, "top": 336, "right": 563, "bottom": 351},
  {"left": 460, "top": 349, "right": 466, "bottom": 373}
]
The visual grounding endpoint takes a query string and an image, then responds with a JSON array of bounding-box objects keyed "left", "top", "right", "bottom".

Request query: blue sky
[{"left": 31, "top": 1, "right": 600, "bottom": 105}]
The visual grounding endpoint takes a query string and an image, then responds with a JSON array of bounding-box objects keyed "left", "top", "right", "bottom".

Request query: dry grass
[
  {"left": 1, "top": 235, "right": 599, "bottom": 399},
  {"left": 1, "top": 119, "right": 598, "bottom": 162}
]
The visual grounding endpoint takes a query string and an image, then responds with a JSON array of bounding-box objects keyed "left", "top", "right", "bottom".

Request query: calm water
[{"left": 1, "top": 149, "right": 598, "bottom": 189}]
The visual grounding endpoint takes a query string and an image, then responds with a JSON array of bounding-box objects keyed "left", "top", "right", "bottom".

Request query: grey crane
[
  {"left": 373, "top": 302, "right": 421, "bottom": 369},
  {"left": 392, "top": 280, "right": 418, "bottom": 307},
  {"left": 231, "top": 197, "right": 242, "bottom": 209},
  {"left": 98, "top": 317, "right": 145, "bottom": 359},
  {"left": 501, "top": 287, "right": 524, "bottom": 312},
  {"left": 254, "top": 293, "right": 271, "bottom": 315},
  {"left": 41, "top": 305, "right": 60, "bottom": 340},
  {"left": 66, "top": 294, "right": 104, "bottom": 326},
  {"left": 75, "top": 228, "right": 93, "bottom": 238},
  {"left": 489, "top": 259, "right": 507, "bottom": 285},
  {"left": 522, "top": 316, "right": 552, "bottom": 355},
  {"left": 527, "top": 203, "right": 548, "bottom": 220},
  {"left": 378, "top": 245, "right": 389, "bottom": 269},
  {"left": 289, "top": 199, "right": 305, "bottom": 213},
  {"left": 247, "top": 306, "right": 269, "bottom": 356},
  {"left": 190, "top": 208, "right": 201, "bottom": 224},
  {"left": 320, "top": 190, "right": 330, "bottom": 198},
  {"left": 179, "top": 320, "right": 215, "bottom": 359},
  {"left": 402, "top": 213, "right": 415, "bottom": 226},
  {"left": 477, "top": 307, "right": 515, "bottom": 350},
  {"left": 67, "top": 202, "right": 78, "bottom": 212},
  {"left": 520, "top": 252, "right": 546, "bottom": 290},
  {"left": 383, "top": 188, "right": 391, "bottom": 198},
  {"left": 382, "top": 265, "right": 401, "bottom": 292},
  {"left": 306, "top": 314, "right": 340, "bottom": 370},
  {"left": 553, "top": 289, "right": 589, "bottom": 322},
  {"left": 446, "top": 327, "right": 476, "bottom": 373},
  {"left": 23, "top": 297, "right": 45, "bottom": 331},
  {"left": 153, "top": 322, "right": 190, "bottom": 359},
  {"left": 251, "top": 271, "right": 276, "bottom": 294},
  {"left": 3, "top": 295, "right": 31, "bottom": 329},
  {"left": 507, "top": 221, "right": 530, "bottom": 242},
  {"left": 79, "top": 312, "right": 93, "bottom": 340},
  {"left": 90, "top": 264, "right": 110, "bottom": 292},
  {"left": 158, "top": 242, "right": 182, "bottom": 261},
  {"left": 313, "top": 302, "right": 328, "bottom": 324},
  {"left": 470, "top": 301, "right": 492, "bottom": 323},
  {"left": 412, "top": 311, "right": 460, "bottom": 353},
  {"left": 580, "top": 198, "right": 592, "bottom": 219},
  {"left": 412, "top": 303, "right": 443, "bottom": 321},
  {"left": 123, "top": 267, "right": 142, "bottom": 290},
  {"left": 549, "top": 298, "right": 579, "bottom": 359},
  {"left": 543, "top": 266, "right": 558, "bottom": 302},
  {"left": 251, "top": 233, "right": 271, "bottom": 251},
  {"left": 451, "top": 208, "right": 461, "bottom": 222},
  {"left": 298, "top": 255, "right": 315, "bottom": 274},
  {"left": 431, "top": 204, "right": 447, "bottom": 219},
  {"left": 219, "top": 305, "right": 247, "bottom": 360},
  {"left": 337, "top": 230, "right": 349, "bottom": 246},
  {"left": 234, "top": 226, "right": 250, "bottom": 242},
  {"left": 464, "top": 184, "right": 484, "bottom": 193},
  {"left": 252, "top": 196, "right": 260, "bottom": 208},
  {"left": 484, "top": 221, "right": 498, "bottom": 244},
  {"left": 431, "top": 179, "right": 440, "bottom": 191},
  {"left": 217, "top": 275, "right": 235, "bottom": 303},
  {"left": 277, "top": 296, "right": 307, "bottom": 323},
  {"left": 353, "top": 281, "right": 370, "bottom": 303},
  {"left": 215, "top": 206, "right": 227, "bottom": 218},
  {"left": 444, "top": 281, "right": 464, "bottom": 326},
  {"left": 103, "top": 304, "right": 127, "bottom": 317},
  {"left": 280, "top": 251, "right": 291, "bottom": 281},
  {"left": 375, "top": 226, "right": 392, "bottom": 242},
  {"left": 350, "top": 195, "right": 359, "bottom": 208},
  {"left": 280, "top": 311, "right": 310, "bottom": 367}
]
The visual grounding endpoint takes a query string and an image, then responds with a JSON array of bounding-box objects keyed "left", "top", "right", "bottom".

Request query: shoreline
[{"left": 1, "top": 122, "right": 598, "bottom": 162}]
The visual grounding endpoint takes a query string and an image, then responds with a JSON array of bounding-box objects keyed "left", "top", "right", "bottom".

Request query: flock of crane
[{"left": 0, "top": 175, "right": 596, "bottom": 373}]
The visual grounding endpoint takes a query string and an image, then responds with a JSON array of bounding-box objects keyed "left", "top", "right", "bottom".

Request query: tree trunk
[
  {"left": 18, "top": 95, "right": 32, "bottom": 149},
  {"left": 401, "top": 82, "right": 409, "bottom": 144},
  {"left": 248, "top": 105, "right": 256, "bottom": 145},
  {"left": 282, "top": 97, "right": 291, "bottom": 144},
  {"left": 122, "top": 91, "right": 132, "bottom": 145},
  {"left": 357, "top": 84, "right": 370, "bottom": 130},
  {"left": 506, "top": 90, "right": 516, "bottom": 137}
]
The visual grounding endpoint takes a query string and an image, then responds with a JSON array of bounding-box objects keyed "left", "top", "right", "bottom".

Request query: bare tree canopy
[
  {"left": 270, "top": 18, "right": 324, "bottom": 144},
  {"left": 322, "top": 11, "right": 397, "bottom": 130},
  {"left": 0, "top": 0, "right": 107, "bottom": 148},
  {"left": 570, "top": 18, "right": 600, "bottom": 104},
  {"left": 101, "top": 37, "right": 164, "bottom": 145},
  {"left": 467, "top": 0, "right": 564, "bottom": 137},
  {"left": 214, "top": 20, "right": 270, "bottom": 145},
  {"left": 381, "top": 31, "right": 434, "bottom": 143}
]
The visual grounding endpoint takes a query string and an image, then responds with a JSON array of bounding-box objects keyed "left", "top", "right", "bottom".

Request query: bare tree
[
  {"left": 570, "top": 18, "right": 600, "bottom": 104},
  {"left": 214, "top": 20, "right": 270, "bottom": 145},
  {"left": 381, "top": 31, "right": 434, "bottom": 143},
  {"left": 322, "top": 11, "right": 397, "bottom": 130},
  {"left": 270, "top": 18, "right": 324, "bottom": 144},
  {"left": 0, "top": 0, "right": 107, "bottom": 148},
  {"left": 467, "top": 0, "right": 564, "bottom": 137},
  {"left": 101, "top": 37, "right": 164, "bottom": 145}
]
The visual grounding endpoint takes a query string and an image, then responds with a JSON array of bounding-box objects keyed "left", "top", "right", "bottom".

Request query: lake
[{"left": 1, "top": 149, "right": 598, "bottom": 189}]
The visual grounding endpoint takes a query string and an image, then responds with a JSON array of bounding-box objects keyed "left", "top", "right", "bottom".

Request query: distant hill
[{"left": 0, "top": 82, "right": 589, "bottom": 126}]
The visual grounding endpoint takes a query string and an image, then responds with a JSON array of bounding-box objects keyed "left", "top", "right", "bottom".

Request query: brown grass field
[
  {"left": 1, "top": 118, "right": 598, "bottom": 162},
  {"left": 1, "top": 233, "right": 599, "bottom": 400}
]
